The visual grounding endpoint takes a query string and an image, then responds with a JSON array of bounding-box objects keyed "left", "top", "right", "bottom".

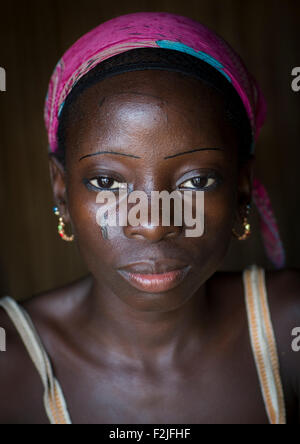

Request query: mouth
[{"left": 117, "top": 260, "right": 191, "bottom": 293}]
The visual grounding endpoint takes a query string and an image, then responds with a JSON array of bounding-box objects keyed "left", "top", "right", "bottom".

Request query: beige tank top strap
[
  {"left": 0, "top": 296, "right": 72, "bottom": 425},
  {"left": 243, "top": 264, "right": 286, "bottom": 424}
]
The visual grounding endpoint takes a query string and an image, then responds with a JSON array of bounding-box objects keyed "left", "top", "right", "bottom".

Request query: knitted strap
[
  {"left": 0, "top": 296, "right": 72, "bottom": 425},
  {"left": 243, "top": 265, "right": 286, "bottom": 424}
]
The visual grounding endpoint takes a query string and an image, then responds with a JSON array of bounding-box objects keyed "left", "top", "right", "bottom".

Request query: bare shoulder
[
  {"left": 0, "top": 275, "right": 92, "bottom": 423},
  {"left": 19, "top": 274, "right": 93, "bottom": 370},
  {"left": 21, "top": 274, "right": 93, "bottom": 327},
  {"left": 214, "top": 266, "right": 300, "bottom": 421},
  {"left": 264, "top": 267, "right": 300, "bottom": 339},
  {"left": 0, "top": 300, "right": 48, "bottom": 423},
  {"left": 214, "top": 266, "right": 300, "bottom": 332}
]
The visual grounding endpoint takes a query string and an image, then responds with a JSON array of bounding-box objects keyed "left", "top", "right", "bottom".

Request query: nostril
[
  {"left": 125, "top": 224, "right": 182, "bottom": 242},
  {"left": 130, "top": 233, "right": 145, "bottom": 240},
  {"left": 165, "top": 230, "right": 178, "bottom": 239}
]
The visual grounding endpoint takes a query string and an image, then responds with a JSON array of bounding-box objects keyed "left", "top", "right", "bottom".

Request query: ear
[
  {"left": 49, "top": 154, "right": 71, "bottom": 222},
  {"left": 236, "top": 155, "right": 255, "bottom": 217}
]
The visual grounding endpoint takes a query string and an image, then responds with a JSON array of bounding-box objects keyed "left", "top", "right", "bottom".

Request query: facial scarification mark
[{"left": 98, "top": 97, "right": 106, "bottom": 108}]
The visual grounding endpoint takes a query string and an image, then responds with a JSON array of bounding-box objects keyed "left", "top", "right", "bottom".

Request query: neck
[{"left": 82, "top": 276, "right": 212, "bottom": 369}]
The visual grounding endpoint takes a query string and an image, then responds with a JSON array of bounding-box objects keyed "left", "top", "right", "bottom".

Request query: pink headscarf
[{"left": 44, "top": 12, "right": 285, "bottom": 268}]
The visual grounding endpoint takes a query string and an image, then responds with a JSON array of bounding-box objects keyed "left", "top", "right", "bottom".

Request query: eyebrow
[
  {"left": 79, "top": 151, "right": 141, "bottom": 161},
  {"left": 79, "top": 147, "right": 224, "bottom": 162},
  {"left": 164, "top": 148, "right": 224, "bottom": 160}
]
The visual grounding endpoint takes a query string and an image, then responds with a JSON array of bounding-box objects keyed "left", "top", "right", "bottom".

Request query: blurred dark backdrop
[{"left": 0, "top": 0, "right": 299, "bottom": 300}]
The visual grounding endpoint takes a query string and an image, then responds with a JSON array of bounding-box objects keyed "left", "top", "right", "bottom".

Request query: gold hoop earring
[
  {"left": 232, "top": 204, "right": 251, "bottom": 241},
  {"left": 53, "top": 206, "right": 74, "bottom": 242}
]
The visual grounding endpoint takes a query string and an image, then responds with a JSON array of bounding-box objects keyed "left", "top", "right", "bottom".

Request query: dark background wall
[{"left": 0, "top": 0, "right": 299, "bottom": 301}]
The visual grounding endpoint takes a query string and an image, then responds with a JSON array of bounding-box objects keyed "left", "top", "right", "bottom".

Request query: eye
[
  {"left": 178, "top": 175, "right": 217, "bottom": 190},
  {"left": 87, "top": 177, "right": 127, "bottom": 191}
]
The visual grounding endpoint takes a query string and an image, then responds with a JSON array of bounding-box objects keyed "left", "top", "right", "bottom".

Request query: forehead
[
  {"left": 65, "top": 70, "right": 229, "bottom": 127},
  {"left": 72, "top": 69, "right": 223, "bottom": 112},
  {"left": 63, "top": 69, "right": 238, "bottom": 160}
]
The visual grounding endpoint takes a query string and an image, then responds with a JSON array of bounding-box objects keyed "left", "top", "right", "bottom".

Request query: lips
[{"left": 117, "top": 260, "right": 191, "bottom": 293}]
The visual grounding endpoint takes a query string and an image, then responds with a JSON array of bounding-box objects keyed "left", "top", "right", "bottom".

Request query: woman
[{"left": 0, "top": 12, "right": 299, "bottom": 425}]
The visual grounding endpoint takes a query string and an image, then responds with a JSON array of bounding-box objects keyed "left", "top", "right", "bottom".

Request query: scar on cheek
[
  {"left": 98, "top": 97, "right": 106, "bottom": 109},
  {"left": 97, "top": 191, "right": 129, "bottom": 241},
  {"left": 99, "top": 212, "right": 109, "bottom": 240}
]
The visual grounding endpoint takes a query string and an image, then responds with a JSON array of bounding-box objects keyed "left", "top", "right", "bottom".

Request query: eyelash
[
  {"left": 83, "top": 177, "right": 127, "bottom": 192},
  {"left": 178, "top": 174, "right": 221, "bottom": 191},
  {"left": 84, "top": 173, "right": 221, "bottom": 192}
]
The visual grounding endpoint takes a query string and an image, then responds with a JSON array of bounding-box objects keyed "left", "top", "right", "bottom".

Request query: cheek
[
  {"left": 183, "top": 189, "right": 237, "bottom": 276},
  {"left": 185, "top": 176, "right": 237, "bottom": 246},
  {"left": 66, "top": 182, "right": 136, "bottom": 279},
  {"left": 66, "top": 180, "right": 115, "bottom": 270},
  {"left": 206, "top": 190, "right": 236, "bottom": 230},
  {"left": 203, "top": 180, "right": 238, "bottom": 252}
]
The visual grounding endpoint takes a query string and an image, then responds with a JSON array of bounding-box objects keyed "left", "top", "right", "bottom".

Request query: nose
[
  {"left": 124, "top": 222, "right": 182, "bottom": 242},
  {"left": 123, "top": 195, "right": 183, "bottom": 242}
]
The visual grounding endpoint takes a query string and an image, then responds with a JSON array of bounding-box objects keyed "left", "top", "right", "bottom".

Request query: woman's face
[{"left": 50, "top": 69, "right": 252, "bottom": 312}]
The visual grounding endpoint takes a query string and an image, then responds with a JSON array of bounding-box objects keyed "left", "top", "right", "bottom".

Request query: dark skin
[{"left": 0, "top": 70, "right": 299, "bottom": 424}]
